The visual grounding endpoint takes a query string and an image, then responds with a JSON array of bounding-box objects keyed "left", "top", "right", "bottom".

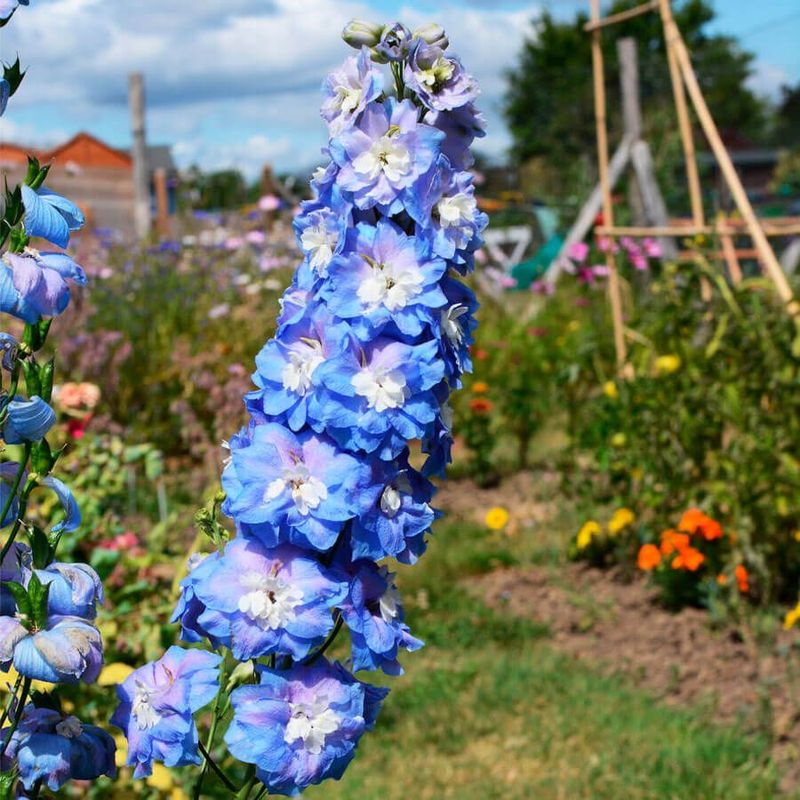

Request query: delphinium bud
[{"left": 341, "top": 19, "right": 384, "bottom": 49}]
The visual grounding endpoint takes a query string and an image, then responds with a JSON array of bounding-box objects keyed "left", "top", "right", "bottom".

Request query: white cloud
[
  {"left": 2, "top": 0, "right": 536, "bottom": 170},
  {"left": 173, "top": 134, "right": 293, "bottom": 178},
  {"left": 746, "top": 61, "right": 791, "bottom": 103}
]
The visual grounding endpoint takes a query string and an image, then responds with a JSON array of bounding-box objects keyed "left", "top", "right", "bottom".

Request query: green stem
[
  {"left": 235, "top": 769, "right": 258, "bottom": 800},
  {"left": 194, "top": 669, "right": 227, "bottom": 800},
  {"left": 304, "top": 612, "right": 343, "bottom": 666},
  {"left": 197, "top": 741, "right": 236, "bottom": 793},
  {"left": 0, "top": 450, "right": 28, "bottom": 534},
  {"left": 0, "top": 676, "right": 22, "bottom": 730},
  {"left": 0, "top": 678, "right": 30, "bottom": 758},
  {"left": 0, "top": 478, "right": 37, "bottom": 564}
]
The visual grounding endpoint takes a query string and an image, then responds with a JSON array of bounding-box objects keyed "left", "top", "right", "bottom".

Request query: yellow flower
[
  {"left": 0, "top": 668, "right": 51, "bottom": 695},
  {"left": 485, "top": 507, "right": 509, "bottom": 530},
  {"left": 603, "top": 381, "right": 618, "bottom": 399},
  {"left": 113, "top": 734, "right": 128, "bottom": 769},
  {"left": 611, "top": 433, "right": 626, "bottom": 448},
  {"left": 608, "top": 508, "right": 635, "bottom": 536},
  {"left": 567, "top": 320, "right": 580, "bottom": 332},
  {"left": 793, "top": 530, "right": 800, "bottom": 542},
  {"left": 98, "top": 662, "right": 135, "bottom": 687},
  {"left": 147, "top": 764, "right": 174, "bottom": 792},
  {"left": 654, "top": 354, "right": 681, "bottom": 375},
  {"left": 576, "top": 520, "right": 601, "bottom": 550},
  {"left": 784, "top": 601, "right": 800, "bottom": 630},
  {"left": 630, "top": 467, "right": 644, "bottom": 481}
]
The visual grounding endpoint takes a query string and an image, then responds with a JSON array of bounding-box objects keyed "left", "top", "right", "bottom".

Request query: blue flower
[
  {"left": 222, "top": 423, "right": 371, "bottom": 551},
  {"left": 245, "top": 303, "right": 350, "bottom": 432},
  {"left": 3, "top": 395, "right": 55, "bottom": 444},
  {"left": 351, "top": 457, "right": 437, "bottom": 563},
  {"left": 321, "top": 48, "right": 383, "bottom": 136},
  {"left": 293, "top": 195, "right": 351, "bottom": 289},
  {"left": 0, "top": 615, "right": 103, "bottom": 684},
  {"left": 332, "top": 98, "right": 444, "bottom": 214},
  {"left": 1, "top": 541, "right": 31, "bottom": 613},
  {"left": 315, "top": 336, "right": 444, "bottom": 459},
  {"left": 224, "top": 659, "right": 387, "bottom": 796},
  {"left": 172, "top": 538, "right": 347, "bottom": 661},
  {"left": 337, "top": 561, "right": 422, "bottom": 675},
  {"left": 373, "top": 22, "right": 411, "bottom": 62},
  {"left": 0, "top": 251, "right": 86, "bottom": 323},
  {"left": 427, "top": 275, "right": 478, "bottom": 386},
  {"left": 321, "top": 219, "right": 447, "bottom": 340},
  {"left": 36, "top": 562, "right": 103, "bottom": 619},
  {"left": 21, "top": 185, "right": 84, "bottom": 248},
  {"left": 0, "top": 461, "right": 26, "bottom": 527},
  {"left": 110, "top": 646, "right": 221, "bottom": 779},
  {"left": 3, "top": 705, "right": 116, "bottom": 791},
  {"left": 40, "top": 475, "right": 82, "bottom": 533},
  {"left": 405, "top": 41, "right": 478, "bottom": 112},
  {"left": 0, "top": 0, "right": 28, "bottom": 22},
  {"left": 0, "top": 78, "right": 9, "bottom": 117},
  {"left": 423, "top": 102, "right": 486, "bottom": 170}
]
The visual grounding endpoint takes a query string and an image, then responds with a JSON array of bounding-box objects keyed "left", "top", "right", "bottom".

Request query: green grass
[{"left": 304, "top": 518, "right": 780, "bottom": 800}]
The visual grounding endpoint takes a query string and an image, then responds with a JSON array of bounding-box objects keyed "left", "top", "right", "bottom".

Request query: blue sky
[{"left": 0, "top": 0, "right": 797, "bottom": 177}]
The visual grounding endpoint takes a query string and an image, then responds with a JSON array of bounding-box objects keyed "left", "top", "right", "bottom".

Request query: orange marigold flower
[
  {"left": 735, "top": 565, "right": 749, "bottom": 593},
  {"left": 659, "top": 529, "right": 690, "bottom": 556},
  {"left": 637, "top": 544, "right": 662, "bottom": 571},
  {"left": 469, "top": 397, "right": 494, "bottom": 414},
  {"left": 671, "top": 546, "right": 705, "bottom": 572},
  {"left": 717, "top": 573, "right": 728, "bottom": 585},
  {"left": 678, "top": 508, "right": 722, "bottom": 540},
  {"left": 472, "top": 382, "right": 489, "bottom": 394}
]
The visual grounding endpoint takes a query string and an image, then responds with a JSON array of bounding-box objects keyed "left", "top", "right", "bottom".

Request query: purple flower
[
  {"left": 423, "top": 103, "right": 486, "bottom": 170},
  {"left": 3, "top": 705, "right": 116, "bottom": 791},
  {"left": 0, "top": 250, "right": 86, "bottom": 323},
  {"left": 405, "top": 41, "right": 478, "bottom": 112},
  {"left": 225, "top": 659, "right": 387, "bottom": 796},
  {"left": 338, "top": 561, "right": 422, "bottom": 675},
  {"left": 21, "top": 185, "right": 84, "bottom": 249},
  {"left": 373, "top": 22, "right": 411, "bottom": 62},
  {"left": 173, "top": 538, "right": 347, "bottom": 661},
  {"left": 321, "top": 48, "right": 383, "bottom": 136},
  {"left": 0, "top": 615, "right": 103, "bottom": 684},
  {"left": 315, "top": 336, "right": 445, "bottom": 459},
  {"left": 110, "top": 646, "right": 221, "bottom": 778},
  {"left": 322, "top": 220, "right": 447, "bottom": 340},
  {"left": 222, "top": 423, "right": 371, "bottom": 551},
  {"left": 246, "top": 303, "right": 350, "bottom": 432},
  {"left": 1, "top": 541, "right": 31, "bottom": 613},
  {"left": 332, "top": 99, "right": 444, "bottom": 214}
]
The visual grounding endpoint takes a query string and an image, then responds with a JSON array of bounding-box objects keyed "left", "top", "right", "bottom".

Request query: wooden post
[
  {"left": 128, "top": 73, "right": 151, "bottom": 240},
  {"left": 665, "top": 16, "right": 797, "bottom": 311},
  {"left": 154, "top": 168, "right": 170, "bottom": 238},
  {"left": 658, "top": 0, "right": 704, "bottom": 228},
  {"left": 590, "top": 0, "right": 627, "bottom": 367}
]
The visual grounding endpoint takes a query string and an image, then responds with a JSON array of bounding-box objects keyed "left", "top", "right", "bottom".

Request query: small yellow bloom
[
  {"left": 98, "top": 662, "right": 135, "bottom": 687},
  {"left": 171, "top": 788, "right": 189, "bottom": 800},
  {"left": 567, "top": 320, "right": 580, "bottom": 332},
  {"left": 654, "top": 354, "right": 681, "bottom": 375},
  {"left": 611, "top": 433, "right": 627, "bottom": 448},
  {"left": 113, "top": 734, "right": 128, "bottom": 769},
  {"left": 608, "top": 508, "right": 635, "bottom": 536},
  {"left": 603, "top": 381, "right": 618, "bottom": 399},
  {"left": 793, "top": 530, "right": 800, "bottom": 542},
  {"left": 784, "top": 601, "right": 800, "bottom": 630},
  {"left": 147, "top": 764, "right": 174, "bottom": 792},
  {"left": 1, "top": 668, "right": 51, "bottom": 695},
  {"left": 485, "top": 507, "right": 509, "bottom": 530},
  {"left": 576, "top": 520, "right": 601, "bottom": 550}
]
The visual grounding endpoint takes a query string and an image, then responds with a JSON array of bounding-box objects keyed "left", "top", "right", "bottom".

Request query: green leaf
[
  {"left": 3, "top": 57, "right": 26, "bottom": 96},
  {"left": 90, "top": 546, "right": 120, "bottom": 582},
  {"left": 31, "top": 438, "right": 53, "bottom": 474},
  {"left": 27, "top": 571, "right": 50, "bottom": 630},
  {"left": 3, "top": 580, "right": 31, "bottom": 619},
  {"left": 22, "top": 359, "right": 41, "bottom": 398},
  {"left": 40, "top": 358, "right": 55, "bottom": 402},
  {"left": 26, "top": 524, "right": 52, "bottom": 569},
  {"left": 0, "top": 772, "right": 15, "bottom": 800}
]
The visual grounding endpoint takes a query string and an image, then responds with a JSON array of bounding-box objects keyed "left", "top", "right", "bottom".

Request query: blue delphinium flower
[
  {"left": 292, "top": 197, "right": 350, "bottom": 289},
  {"left": 3, "top": 395, "right": 55, "bottom": 443},
  {"left": 0, "top": 250, "right": 86, "bottom": 323},
  {"left": 0, "top": 78, "right": 9, "bottom": 117},
  {"left": 424, "top": 102, "right": 486, "bottom": 170},
  {"left": 0, "top": 462, "right": 26, "bottom": 527},
  {"left": 337, "top": 561, "right": 422, "bottom": 675},
  {"left": 21, "top": 185, "right": 85, "bottom": 248},
  {"left": 0, "top": 615, "right": 103, "bottom": 684},
  {"left": 3, "top": 705, "right": 116, "bottom": 791},
  {"left": 321, "top": 219, "right": 447, "bottom": 340},
  {"left": 321, "top": 47, "right": 383, "bottom": 136},
  {"left": 110, "top": 646, "right": 221, "bottom": 778},
  {"left": 225, "top": 659, "right": 387, "bottom": 796},
  {"left": 172, "top": 538, "right": 347, "bottom": 661},
  {"left": 404, "top": 40, "right": 478, "bottom": 112},
  {"left": 222, "top": 422, "right": 371, "bottom": 550},
  {"left": 36, "top": 562, "right": 104, "bottom": 618},
  {"left": 0, "top": 0, "right": 28, "bottom": 23},
  {"left": 39, "top": 475, "right": 82, "bottom": 533},
  {"left": 332, "top": 98, "right": 444, "bottom": 213},
  {"left": 1, "top": 541, "right": 31, "bottom": 613}
]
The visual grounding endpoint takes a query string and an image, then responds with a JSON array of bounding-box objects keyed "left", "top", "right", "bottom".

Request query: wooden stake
[
  {"left": 718, "top": 215, "right": 743, "bottom": 285},
  {"left": 154, "top": 168, "right": 170, "bottom": 238},
  {"left": 128, "top": 72, "right": 151, "bottom": 240},
  {"left": 658, "top": 0, "right": 704, "bottom": 228},
  {"left": 590, "top": 0, "right": 627, "bottom": 366},
  {"left": 584, "top": 0, "right": 657, "bottom": 31},
  {"left": 665, "top": 16, "right": 797, "bottom": 311}
]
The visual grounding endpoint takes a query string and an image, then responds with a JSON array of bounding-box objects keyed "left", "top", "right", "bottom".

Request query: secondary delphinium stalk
[
  {"left": 114, "top": 19, "right": 487, "bottom": 797},
  {"left": 0, "top": 5, "right": 116, "bottom": 798}
]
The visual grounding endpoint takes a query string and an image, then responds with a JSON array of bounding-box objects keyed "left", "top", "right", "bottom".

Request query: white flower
[
  {"left": 352, "top": 367, "right": 408, "bottom": 412},
  {"left": 285, "top": 699, "right": 341, "bottom": 755},
  {"left": 238, "top": 571, "right": 305, "bottom": 630}
]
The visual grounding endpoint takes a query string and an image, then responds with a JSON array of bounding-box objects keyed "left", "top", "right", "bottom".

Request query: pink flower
[
  {"left": 258, "top": 194, "right": 281, "bottom": 212},
  {"left": 568, "top": 241, "right": 589, "bottom": 262},
  {"left": 643, "top": 238, "right": 662, "bottom": 258},
  {"left": 530, "top": 280, "right": 554, "bottom": 296},
  {"left": 596, "top": 236, "right": 618, "bottom": 254},
  {"left": 245, "top": 230, "right": 266, "bottom": 246}
]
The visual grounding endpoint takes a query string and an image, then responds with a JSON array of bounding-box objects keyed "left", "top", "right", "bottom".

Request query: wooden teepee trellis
[{"left": 568, "top": 0, "right": 800, "bottom": 367}]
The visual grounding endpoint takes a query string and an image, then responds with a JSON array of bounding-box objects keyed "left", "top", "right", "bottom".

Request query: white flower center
[
  {"left": 352, "top": 136, "right": 411, "bottom": 183},
  {"left": 285, "top": 698, "right": 341, "bottom": 755},
  {"left": 300, "top": 221, "right": 338, "bottom": 274},
  {"left": 55, "top": 716, "right": 83, "bottom": 739},
  {"left": 378, "top": 566, "right": 401, "bottom": 623},
  {"left": 265, "top": 463, "right": 328, "bottom": 516},
  {"left": 437, "top": 193, "right": 476, "bottom": 228},
  {"left": 238, "top": 570, "right": 304, "bottom": 630},
  {"left": 441, "top": 304, "right": 468, "bottom": 345},
  {"left": 132, "top": 680, "right": 161, "bottom": 731},
  {"left": 416, "top": 56, "right": 455, "bottom": 89},
  {"left": 357, "top": 259, "right": 424, "bottom": 312},
  {"left": 281, "top": 339, "right": 325, "bottom": 396},
  {"left": 334, "top": 83, "right": 363, "bottom": 116},
  {"left": 380, "top": 485, "right": 402, "bottom": 517},
  {"left": 352, "top": 367, "right": 408, "bottom": 412}
]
